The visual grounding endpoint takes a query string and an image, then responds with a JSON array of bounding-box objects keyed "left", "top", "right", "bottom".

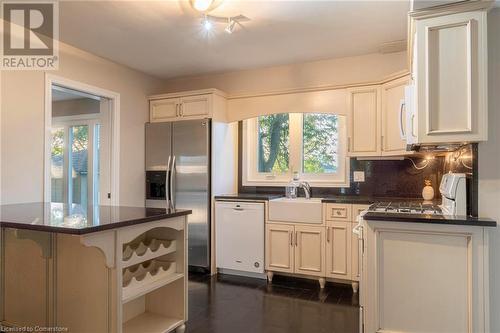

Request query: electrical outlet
[{"left": 353, "top": 171, "right": 365, "bottom": 182}]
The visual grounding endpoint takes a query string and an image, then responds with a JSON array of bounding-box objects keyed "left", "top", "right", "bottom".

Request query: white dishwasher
[{"left": 215, "top": 201, "right": 265, "bottom": 277}]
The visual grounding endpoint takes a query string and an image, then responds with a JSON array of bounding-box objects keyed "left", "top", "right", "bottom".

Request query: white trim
[
  {"left": 44, "top": 74, "right": 120, "bottom": 205},
  {"left": 242, "top": 113, "right": 350, "bottom": 188},
  {"left": 0, "top": 69, "right": 2, "bottom": 205}
]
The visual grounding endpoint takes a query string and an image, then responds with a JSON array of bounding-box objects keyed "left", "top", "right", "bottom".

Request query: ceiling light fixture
[
  {"left": 202, "top": 15, "right": 213, "bottom": 31},
  {"left": 225, "top": 18, "right": 236, "bottom": 34},
  {"left": 192, "top": 0, "right": 214, "bottom": 12}
]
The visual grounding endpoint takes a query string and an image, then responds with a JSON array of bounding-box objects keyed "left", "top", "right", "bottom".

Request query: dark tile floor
[{"left": 185, "top": 273, "right": 359, "bottom": 333}]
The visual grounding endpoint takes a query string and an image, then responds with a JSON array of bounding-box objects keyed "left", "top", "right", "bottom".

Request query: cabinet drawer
[
  {"left": 325, "top": 204, "right": 352, "bottom": 221},
  {"left": 352, "top": 204, "right": 370, "bottom": 222}
]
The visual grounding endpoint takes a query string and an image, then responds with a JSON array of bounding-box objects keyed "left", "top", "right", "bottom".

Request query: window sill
[{"left": 242, "top": 180, "right": 350, "bottom": 188}]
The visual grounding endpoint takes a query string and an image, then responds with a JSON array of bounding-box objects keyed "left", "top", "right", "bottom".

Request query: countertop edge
[
  {"left": 0, "top": 210, "right": 193, "bottom": 235},
  {"left": 363, "top": 213, "right": 496, "bottom": 227}
]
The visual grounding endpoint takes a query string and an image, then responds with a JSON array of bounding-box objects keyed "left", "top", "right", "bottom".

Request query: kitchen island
[{"left": 0, "top": 203, "right": 191, "bottom": 333}]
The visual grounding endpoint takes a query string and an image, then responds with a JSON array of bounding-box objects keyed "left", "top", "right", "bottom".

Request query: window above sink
[{"left": 242, "top": 113, "right": 349, "bottom": 187}]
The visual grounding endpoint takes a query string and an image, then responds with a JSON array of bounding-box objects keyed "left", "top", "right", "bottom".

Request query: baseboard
[{"left": 217, "top": 268, "right": 267, "bottom": 280}]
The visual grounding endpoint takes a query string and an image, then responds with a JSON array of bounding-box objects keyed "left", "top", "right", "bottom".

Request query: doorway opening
[{"left": 45, "top": 76, "right": 120, "bottom": 210}]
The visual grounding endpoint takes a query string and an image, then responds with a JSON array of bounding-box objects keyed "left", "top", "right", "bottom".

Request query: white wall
[
  {"left": 1, "top": 42, "right": 165, "bottom": 206},
  {"left": 161, "top": 51, "right": 407, "bottom": 96},
  {"left": 481, "top": 8, "right": 500, "bottom": 332}
]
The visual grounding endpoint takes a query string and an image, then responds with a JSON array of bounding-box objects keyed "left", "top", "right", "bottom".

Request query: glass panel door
[
  {"left": 51, "top": 127, "right": 65, "bottom": 203},
  {"left": 69, "top": 125, "right": 89, "bottom": 208}
]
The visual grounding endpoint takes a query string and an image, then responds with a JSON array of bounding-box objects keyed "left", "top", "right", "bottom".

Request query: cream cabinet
[
  {"left": 265, "top": 224, "right": 294, "bottom": 273},
  {"left": 294, "top": 226, "right": 326, "bottom": 277},
  {"left": 266, "top": 203, "right": 369, "bottom": 292},
  {"left": 347, "top": 86, "right": 381, "bottom": 157},
  {"left": 325, "top": 221, "right": 351, "bottom": 280},
  {"left": 149, "top": 89, "right": 227, "bottom": 123},
  {"left": 410, "top": 7, "right": 489, "bottom": 144},
  {"left": 351, "top": 204, "right": 369, "bottom": 287},
  {"left": 381, "top": 76, "right": 409, "bottom": 155},
  {"left": 150, "top": 98, "right": 179, "bottom": 122},
  {"left": 348, "top": 81, "right": 411, "bottom": 157},
  {"left": 265, "top": 224, "right": 325, "bottom": 278},
  {"left": 362, "top": 219, "right": 490, "bottom": 333}
]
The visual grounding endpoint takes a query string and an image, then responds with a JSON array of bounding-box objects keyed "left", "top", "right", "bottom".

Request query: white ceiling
[{"left": 59, "top": 0, "right": 410, "bottom": 79}]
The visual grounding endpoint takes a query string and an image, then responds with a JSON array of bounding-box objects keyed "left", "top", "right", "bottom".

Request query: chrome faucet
[{"left": 298, "top": 181, "right": 311, "bottom": 199}]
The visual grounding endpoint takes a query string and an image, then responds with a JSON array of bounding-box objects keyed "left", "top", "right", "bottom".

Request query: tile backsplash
[{"left": 240, "top": 144, "right": 478, "bottom": 215}]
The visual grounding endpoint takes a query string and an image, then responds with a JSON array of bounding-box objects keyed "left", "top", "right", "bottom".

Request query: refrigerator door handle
[
  {"left": 170, "top": 155, "right": 176, "bottom": 209},
  {"left": 166, "top": 155, "right": 171, "bottom": 207}
]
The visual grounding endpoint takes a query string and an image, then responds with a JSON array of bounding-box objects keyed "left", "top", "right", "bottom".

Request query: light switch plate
[{"left": 353, "top": 171, "right": 365, "bottom": 182}]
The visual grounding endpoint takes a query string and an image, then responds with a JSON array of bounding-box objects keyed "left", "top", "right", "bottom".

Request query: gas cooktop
[{"left": 368, "top": 202, "right": 443, "bottom": 215}]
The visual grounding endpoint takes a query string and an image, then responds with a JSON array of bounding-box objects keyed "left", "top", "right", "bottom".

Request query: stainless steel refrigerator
[{"left": 145, "top": 119, "right": 211, "bottom": 271}]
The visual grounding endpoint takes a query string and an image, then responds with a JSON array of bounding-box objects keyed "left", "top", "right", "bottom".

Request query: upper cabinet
[
  {"left": 347, "top": 86, "right": 381, "bottom": 157},
  {"left": 348, "top": 76, "right": 410, "bottom": 157},
  {"left": 149, "top": 89, "right": 227, "bottom": 123},
  {"left": 409, "top": 3, "right": 490, "bottom": 144},
  {"left": 381, "top": 75, "right": 409, "bottom": 155}
]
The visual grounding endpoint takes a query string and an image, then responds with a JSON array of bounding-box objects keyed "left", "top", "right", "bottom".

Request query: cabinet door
[
  {"left": 265, "top": 224, "right": 294, "bottom": 273},
  {"left": 150, "top": 98, "right": 179, "bottom": 122},
  {"left": 351, "top": 205, "right": 369, "bottom": 282},
  {"left": 294, "top": 226, "right": 325, "bottom": 277},
  {"left": 180, "top": 95, "right": 211, "bottom": 119},
  {"left": 414, "top": 11, "right": 487, "bottom": 143},
  {"left": 325, "top": 222, "right": 352, "bottom": 280},
  {"left": 382, "top": 76, "right": 409, "bottom": 155},
  {"left": 351, "top": 222, "right": 360, "bottom": 282},
  {"left": 347, "top": 86, "right": 381, "bottom": 156}
]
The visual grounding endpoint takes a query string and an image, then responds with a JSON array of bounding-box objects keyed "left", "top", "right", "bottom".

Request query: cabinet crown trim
[{"left": 149, "top": 88, "right": 227, "bottom": 100}]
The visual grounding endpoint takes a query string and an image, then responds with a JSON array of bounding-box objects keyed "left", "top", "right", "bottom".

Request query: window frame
[{"left": 242, "top": 112, "right": 350, "bottom": 187}]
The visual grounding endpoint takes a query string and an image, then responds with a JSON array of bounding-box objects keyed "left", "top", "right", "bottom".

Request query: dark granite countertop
[
  {"left": 363, "top": 212, "right": 496, "bottom": 227},
  {"left": 215, "top": 193, "right": 283, "bottom": 201},
  {"left": 320, "top": 196, "right": 441, "bottom": 205},
  {"left": 216, "top": 194, "right": 442, "bottom": 205},
  {"left": 0, "top": 202, "right": 191, "bottom": 235}
]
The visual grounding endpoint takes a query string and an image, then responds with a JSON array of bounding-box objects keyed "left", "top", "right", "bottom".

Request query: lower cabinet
[
  {"left": 265, "top": 224, "right": 294, "bottom": 273},
  {"left": 266, "top": 203, "right": 369, "bottom": 291},
  {"left": 294, "top": 226, "right": 325, "bottom": 277},
  {"left": 351, "top": 222, "right": 360, "bottom": 282},
  {"left": 265, "top": 224, "right": 325, "bottom": 277},
  {"left": 325, "top": 222, "right": 351, "bottom": 280}
]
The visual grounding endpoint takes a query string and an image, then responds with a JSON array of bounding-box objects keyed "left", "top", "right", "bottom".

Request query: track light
[
  {"left": 202, "top": 16, "right": 213, "bottom": 31},
  {"left": 225, "top": 19, "right": 236, "bottom": 34}
]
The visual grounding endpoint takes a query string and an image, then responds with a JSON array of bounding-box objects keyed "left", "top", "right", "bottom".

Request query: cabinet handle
[
  {"left": 411, "top": 114, "right": 416, "bottom": 137},
  {"left": 179, "top": 104, "right": 183, "bottom": 116},
  {"left": 399, "top": 99, "right": 406, "bottom": 139},
  {"left": 175, "top": 104, "right": 179, "bottom": 117},
  {"left": 290, "top": 232, "right": 293, "bottom": 246},
  {"left": 327, "top": 227, "right": 330, "bottom": 243},
  {"left": 295, "top": 231, "right": 298, "bottom": 246}
]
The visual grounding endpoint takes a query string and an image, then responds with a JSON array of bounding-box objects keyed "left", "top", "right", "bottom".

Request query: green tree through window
[
  {"left": 256, "top": 113, "right": 339, "bottom": 175},
  {"left": 303, "top": 113, "right": 339, "bottom": 173},
  {"left": 258, "top": 114, "right": 289, "bottom": 173}
]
